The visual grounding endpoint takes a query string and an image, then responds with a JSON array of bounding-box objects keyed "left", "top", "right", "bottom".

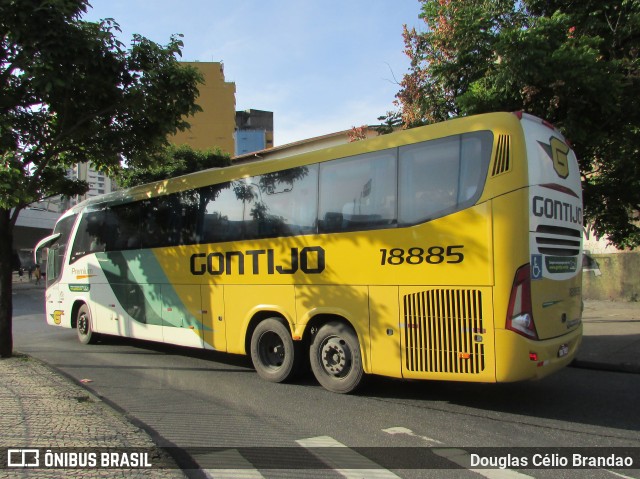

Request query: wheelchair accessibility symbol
[{"left": 531, "top": 254, "right": 543, "bottom": 280}]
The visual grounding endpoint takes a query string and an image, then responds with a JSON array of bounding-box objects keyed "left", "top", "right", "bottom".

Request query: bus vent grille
[
  {"left": 491, "top": 134, "right": 511, "bottom": 176},
  {"left": 403, "top": 289, "right": 485, "bottom": 374},
  {"left": 535, "top": 225, "right": 582, "bottom": 256}
]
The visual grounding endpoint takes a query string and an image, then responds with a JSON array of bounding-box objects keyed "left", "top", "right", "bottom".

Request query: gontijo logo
[
  {"left": 51, "top": 310, "right": 64, "bottom": 325},
  {"left": 190, "top": 246, "right": 325, "bottom": 276},
  {"left": 532, "top": 196, "right": 582, "bottom": 225},
  {"left": 549, "top": 137, "right": 570, "bottom": 179},
  {"left": 538, "top": 136, "right": 571, "bottom": 179}
]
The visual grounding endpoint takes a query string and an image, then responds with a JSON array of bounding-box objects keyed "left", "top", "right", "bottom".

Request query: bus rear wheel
[
  {"left": 250, "top": 318, "right": 297, "bottom": 383},
  {"left": 310, "top": 321, "right": 364, "bottom": 394},
  {"left": 76, "top": 304, "right": 99, "bottom": 345}
]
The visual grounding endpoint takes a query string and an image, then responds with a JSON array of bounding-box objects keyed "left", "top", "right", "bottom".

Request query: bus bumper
[{"left": 494, "top": 325, "right": 583, "bottom": 382}]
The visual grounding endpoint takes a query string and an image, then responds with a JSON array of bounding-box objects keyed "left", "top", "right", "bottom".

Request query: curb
[{"left": 571, "top": 359, "right": 640, "bottom": 375}]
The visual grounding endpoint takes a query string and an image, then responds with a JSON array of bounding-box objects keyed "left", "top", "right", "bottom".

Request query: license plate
[{"left": 557, "top": 344, "right": 569, "bottom": 358}]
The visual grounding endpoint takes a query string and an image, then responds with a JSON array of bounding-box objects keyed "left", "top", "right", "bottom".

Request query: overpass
[{"left": 13, "top": 207, "right": 60, "bottom": 268}]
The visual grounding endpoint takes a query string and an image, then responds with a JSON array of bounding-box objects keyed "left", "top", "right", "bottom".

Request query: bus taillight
[{"left": 506, "top": 264, "right": 538, "bottom": 340}]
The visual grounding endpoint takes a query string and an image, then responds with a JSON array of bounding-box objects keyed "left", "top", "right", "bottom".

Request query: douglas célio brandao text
[{"left": 470, "top": 452, "right": 634, "bottom": 469}]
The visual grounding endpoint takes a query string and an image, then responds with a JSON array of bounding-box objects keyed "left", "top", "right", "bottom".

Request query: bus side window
[
  {"left": 200, "top": 182, "right": 245, "bottom": 243},
  {"left": 46, "top": 246, "right": 59, "bottom": 285},
  {"left": 111, "top": 203, "right": 141, "bottom": 250},
  {"left": 318, "top": 150, "right": 396, "bottom": 233},
  {"left": 399, "top": 137, "right": 460, "bottom": 225},
  {"left": 247, "top": 165, "right": 319, "bottom": 239}
]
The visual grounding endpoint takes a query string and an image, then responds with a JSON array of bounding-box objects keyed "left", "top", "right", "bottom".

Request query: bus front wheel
[
  {"left": 250, "top": 318, "right": 297, "bottom": 383},
  {"left": 310, "top": 321, "right": 364, "bottom": 394},
  {"left": 76, "top": 304, "right": 99, "bottom": 345}
]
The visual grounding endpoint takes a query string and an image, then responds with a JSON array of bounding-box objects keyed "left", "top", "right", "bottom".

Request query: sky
[{"left": 82, "top": 0, "right": 424, "bottom": 146}]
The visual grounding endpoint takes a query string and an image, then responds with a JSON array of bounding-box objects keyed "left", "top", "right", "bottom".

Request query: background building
[
  {"left": 171, "top": 61, "right": 237, "bottom": 155},
  {"left": 232, "top": 126, "right": 380, "bottom": 163},
  {"left": 235, "top": 109, "right": 274, "bottom": 155},
  {"left": 65, "top": 162, "right": 118, "bottom": 209}
]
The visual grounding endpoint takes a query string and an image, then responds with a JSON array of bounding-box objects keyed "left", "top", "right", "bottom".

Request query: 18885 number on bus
[{"left": 380, "top": 245, "right": 464, "bottom": 265}]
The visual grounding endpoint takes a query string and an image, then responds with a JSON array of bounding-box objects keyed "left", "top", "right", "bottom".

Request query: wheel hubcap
[
  {"left": 78, "top": 314, "right": 88, "bottom": 335},
  {"left": 259, "top": 332, "right": 285, "bottom": 369},
  {"left": 321, "top": 337, "right": 351, "bottom": 377}
]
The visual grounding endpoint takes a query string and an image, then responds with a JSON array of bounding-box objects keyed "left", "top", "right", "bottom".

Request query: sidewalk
[
  {"left": 3, "top": 277, "right": 640, "bottom": 477},
  {"left": 574, "top": 299, "right": 640, "bottom": 373},
  {"left": 2, "top": 277, "right": 188, "bottom": 477},
  {"left": 0, "top": 354, "right": 187, "bottom": 478}
]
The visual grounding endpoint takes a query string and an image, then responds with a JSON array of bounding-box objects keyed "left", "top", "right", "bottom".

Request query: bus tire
[
  {"left": 250, "top": 318, "right": 297, "bottom": 383},
  {"left": 310, "top": 321, "right": 364, "bottom": 394},
  {"left": 76, "top": 304, "right": 99, "bottom": 345}
]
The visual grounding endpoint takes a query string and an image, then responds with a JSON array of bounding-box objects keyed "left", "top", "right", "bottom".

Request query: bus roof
[{"left": 70, "top": 111, "right": 525, "bottom": 213}]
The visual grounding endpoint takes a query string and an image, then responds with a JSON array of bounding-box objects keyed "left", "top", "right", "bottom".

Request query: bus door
[
  {"left": 45, "top": 245, "right": 66, "bottom": 327},
  {"left": 369, "top": 286, "right": 402, "bottom": 378},
  {"left": 201, "top": 284, "right": 227, "bottom": 352},
  {"left": 36, "top": 232, "right": 70, "bottom": 328}
]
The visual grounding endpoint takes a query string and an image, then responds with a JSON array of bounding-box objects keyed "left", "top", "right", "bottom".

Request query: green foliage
[
  {"left": 0, "top": 0, "right": 205, "bottom": 357},
  {"left": 375, "top": 111, "right": 403, "bottom": 135},
  {"left": 0, "top": 0, "right": 203, "bottom": 212},
  {"left": 395, "top": 0, "right": 640, "bottom": 248},
  {"left": 117, "top": 144, "right": 231, "bottom": 188}
]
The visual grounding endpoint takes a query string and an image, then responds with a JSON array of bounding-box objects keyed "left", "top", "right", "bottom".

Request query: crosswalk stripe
[
  {"left": 297, "top": 435, "right": 403, "bottom": 479},
  {"left": 202, "top": 449, "right": 266, "bottom": 479},
  {"left": 204, "top": 471, "right": 265, "bottom": 479}
]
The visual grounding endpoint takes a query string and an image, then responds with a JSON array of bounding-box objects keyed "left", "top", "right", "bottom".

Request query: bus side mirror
[{"left": 582, "top": 253, "right": 602, "bottom": 277}]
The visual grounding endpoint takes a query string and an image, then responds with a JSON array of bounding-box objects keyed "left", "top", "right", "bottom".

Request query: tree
[
  {"left": 0, "top": 0, "right": 203, "bottom": 357},
  {"left": 118, "top": 144, "right": 231, "bottom": 188},
  {"left": 375, "top": 111, "right": 403, "bottom": 135},
  {"left": 395, "top": 0, "right": 640, "bottom": 248},
  {"left": 347, "top": 125, "right": 369, "bottom": 142}
]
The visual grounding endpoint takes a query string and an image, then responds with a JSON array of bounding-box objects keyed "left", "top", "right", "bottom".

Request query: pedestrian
[
  {"left": 28, "top": 266, "right": 33, "bottom": 281},
  {"left": 18, "top": 267, "right": 24, "bottom": 282},
  {"left": 34, "top": 265, "right": 41, "bottom": 285}
]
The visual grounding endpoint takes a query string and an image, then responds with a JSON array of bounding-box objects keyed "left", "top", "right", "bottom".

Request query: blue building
[{"left": 235, "top": 109, "right": 274, "bottom": 156}]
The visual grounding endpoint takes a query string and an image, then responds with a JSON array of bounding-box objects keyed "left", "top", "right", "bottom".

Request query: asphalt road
[{"left": 11, "top": 285, "right": 640, "bottom": 479}]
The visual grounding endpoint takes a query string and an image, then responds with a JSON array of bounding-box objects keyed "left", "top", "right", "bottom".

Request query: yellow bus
[{"left": 35, "top": 112, "right": 583, "bottom": 393}]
